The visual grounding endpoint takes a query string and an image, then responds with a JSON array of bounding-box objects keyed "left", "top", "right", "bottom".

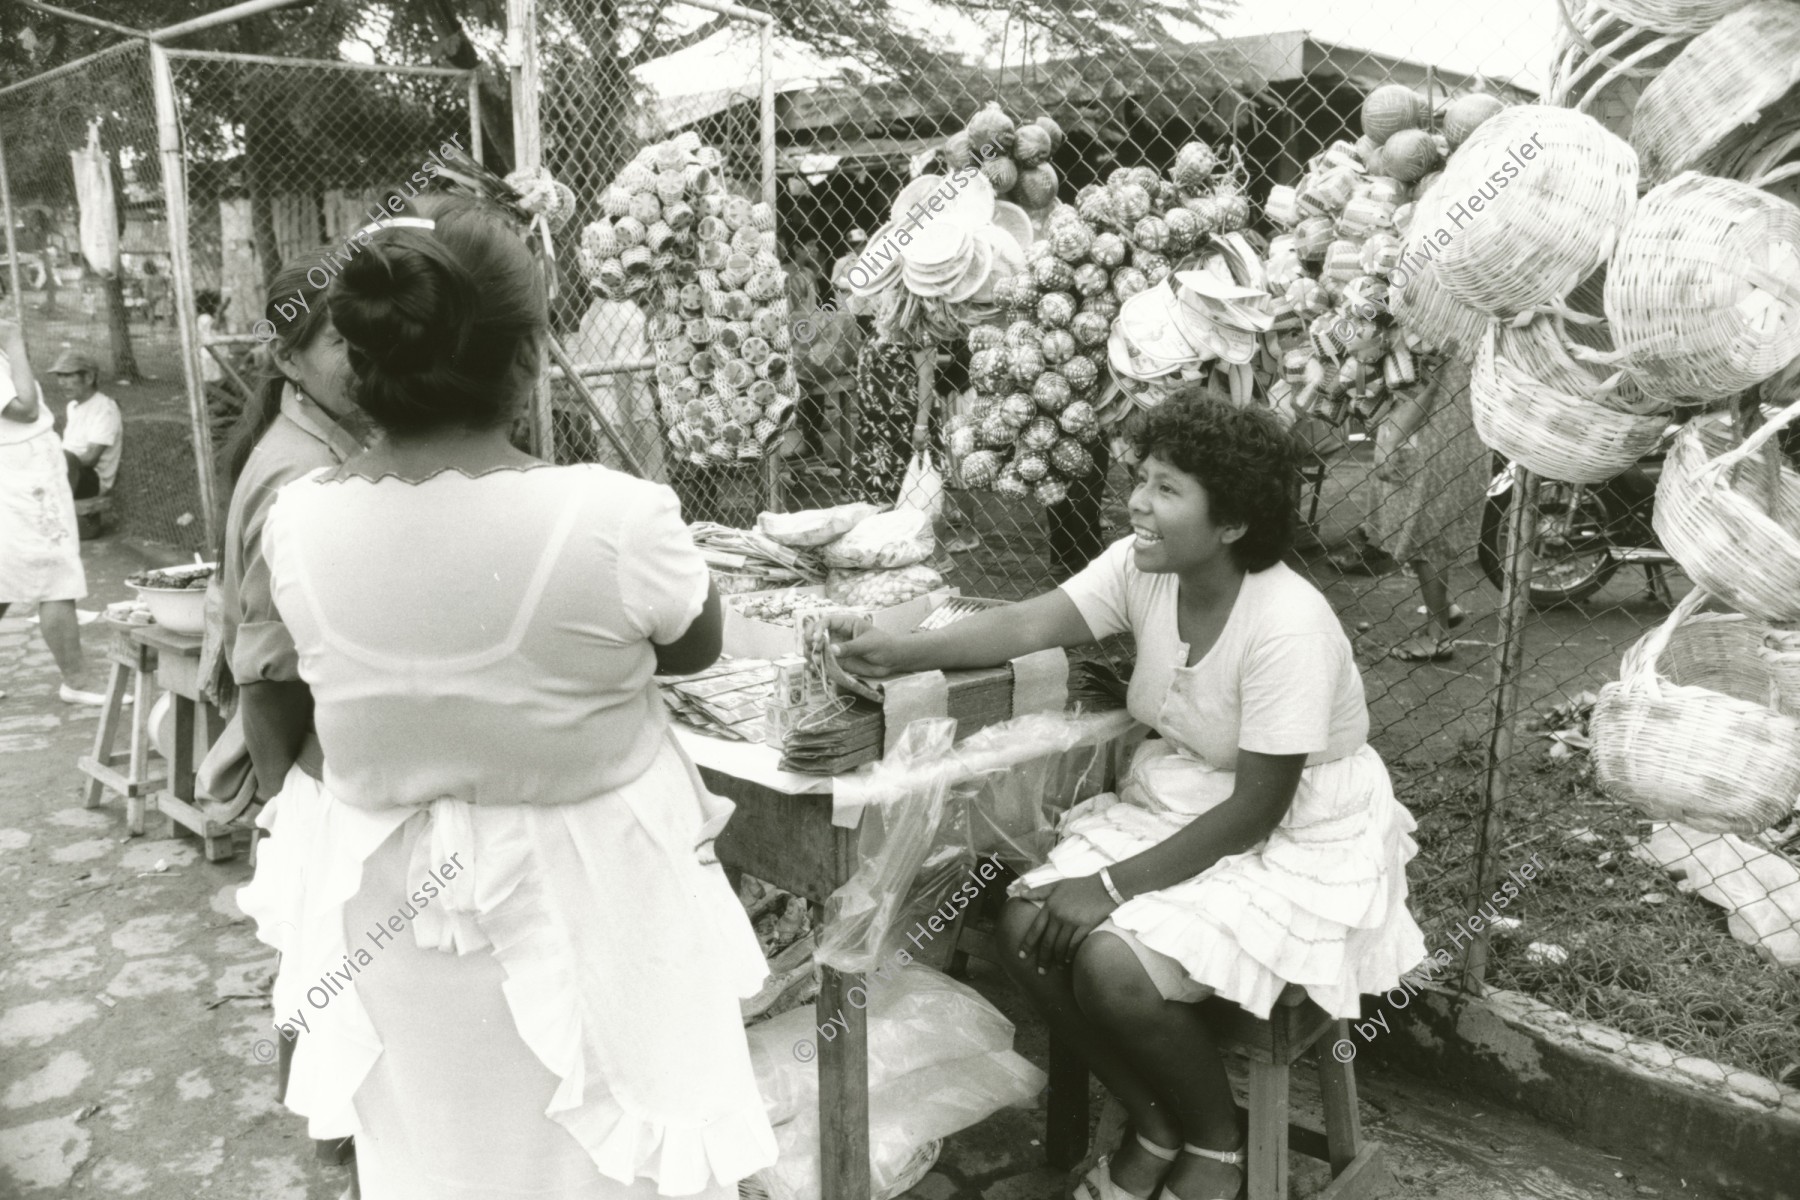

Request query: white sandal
[
  {"left": 1157, "top": 1142, "right": 1245, "bottom": 1200},
  {"left": 1076, "top": 1131, "right": 1179, "bottom": 1200}
]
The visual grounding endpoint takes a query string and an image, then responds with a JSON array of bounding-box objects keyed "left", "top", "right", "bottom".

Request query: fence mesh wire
[{"left": 2, "top": 0, "right": 1795, "bottom": 1087}]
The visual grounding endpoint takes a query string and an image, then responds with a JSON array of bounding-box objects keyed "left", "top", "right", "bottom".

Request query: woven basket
[
  {"left": 1759, "top": 627, "right": 1800, "bottom": 717},
  {"left": 1430, "top": 106, "right": 1638, "bottom": 317},
  {"left": 1550, "top": 0, "right": 1694, "bottom": 126},
  {"left": 1594, "top": 0, "right": 1756, "bottom": 34},
  {"left": 1629, "top": 1, "right": 1800, "bottom": 186},
  {"left": 1592, "top": 588, "right": 1800, "bottom": 835},
  {"left": 1472, "top": 323, "right": 1666, "bottom": 484},
  {"left": 1657, "top": 606, "right": 1790, "bottom": 707},
  {"left": 1603, "top": 172, "right": 1800, "bottom": 404},
  {"left": 1388, "top": 181, "right": 1490, "bottom": 357},
  {"left": 1653, "top": 400, "right": 1800, "bottom": 623}
]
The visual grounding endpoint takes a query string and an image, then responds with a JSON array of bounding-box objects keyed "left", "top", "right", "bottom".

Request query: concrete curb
[{"left": 1366, "top": 985, "right": 1800, "bottom": 1200}]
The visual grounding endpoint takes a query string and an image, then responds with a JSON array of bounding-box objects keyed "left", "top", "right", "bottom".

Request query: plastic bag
[
  {"left": 895, "top": 450, "right": 944, "bottom": 522},
  {"left": 817, "top": 709, "right": 1140, "bottom": 975},
  {"left": 757, "top": 502, "right": 881, "bottom": 548},
  {"left": 825, "top": 564, "right": 945, "bottom": 609},
  {"left": 755, "top": 1050, "right": 1044, "bottom": 1200},
  {"left": 819, "top": 508, "right": 935, "bottom": 570},
  {"left": 745, "top": 966, "right": 1023, "bottom": 1125}
]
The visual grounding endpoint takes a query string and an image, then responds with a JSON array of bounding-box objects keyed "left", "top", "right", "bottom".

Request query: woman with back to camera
[
  {"left": 821, "top": 395, "right": 1425, "bottom": 1200},
  {"left": 234, "top": 194, "right": 775, "bottom": 1200}
]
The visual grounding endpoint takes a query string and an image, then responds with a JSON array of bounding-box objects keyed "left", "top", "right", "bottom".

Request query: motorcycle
[
  {"left": 1478, "top": 407, "right": 1798, "bottom": 606},
  {"left": 1478, "top": 449, "right": 1674, "bottom": 606}
]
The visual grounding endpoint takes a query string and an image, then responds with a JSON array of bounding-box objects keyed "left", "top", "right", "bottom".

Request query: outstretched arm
[{"left": 823, "top": 588, "right": 1097, "bottom": 678}]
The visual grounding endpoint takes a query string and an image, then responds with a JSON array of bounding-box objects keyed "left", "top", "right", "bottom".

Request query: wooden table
[
  {"left": 79, "top": 621, "right": 235, "bottom": 860},
  {"left": 680, "top": 710, "right": 1134, "bottom": 1198}
]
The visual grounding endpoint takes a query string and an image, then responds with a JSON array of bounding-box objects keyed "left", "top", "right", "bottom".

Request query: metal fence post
[
  {"left": 0, "top": 130, "right": 24, "bottom": 320},
  {"left": 148, "top": 41, "right": 218, "bottom": 549},
  {"left": 506, "top": 0, "right": 554, "bottom": 460},
  {"left": 1462, "top": 465, "right": 1539, "bottom": 992}
]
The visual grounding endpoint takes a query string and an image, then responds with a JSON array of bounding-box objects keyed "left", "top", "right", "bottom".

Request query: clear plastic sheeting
[
  {"left": 745, "top": 968, "right": 1045, "bottom": 1200},
  {"left": 1633, "top": 822, "right": 1800, "bottom": 967},
  {"left": 817, "top": 709, "right": 1141, "bottom": 974}
]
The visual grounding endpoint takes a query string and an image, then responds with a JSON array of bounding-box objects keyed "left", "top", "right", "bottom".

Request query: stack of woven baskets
[{"left": 1590, "top": 401, "right": 1800, "bottom": 834}]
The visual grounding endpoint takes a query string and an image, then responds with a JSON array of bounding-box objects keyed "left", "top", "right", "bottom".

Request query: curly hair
[{"left": 1129, "top": 391, "right": 1303, "bottom": 572}]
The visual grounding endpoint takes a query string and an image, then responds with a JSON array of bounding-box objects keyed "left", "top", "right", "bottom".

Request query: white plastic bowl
[{"left": 128, "top": 583, "right": 208, "bottom": 635}]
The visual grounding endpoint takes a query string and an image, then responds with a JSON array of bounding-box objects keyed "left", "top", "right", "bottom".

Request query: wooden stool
[
  {"left": 78, "top": 623, "right": 236, "bottom": 861},
  {"left": 78, "top": 620, "right": 161, "bottom": 836},
  {"left": 952, "top": 885, "right": 1388, "bottom": 1200}
]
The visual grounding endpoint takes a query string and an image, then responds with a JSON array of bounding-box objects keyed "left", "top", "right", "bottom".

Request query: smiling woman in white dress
[
  {"left": 234, "top": 194, "right": 774, "bottom": 1200},
  {"left": 823, "top": 396, "right": 1426, "bottom": 1200}
]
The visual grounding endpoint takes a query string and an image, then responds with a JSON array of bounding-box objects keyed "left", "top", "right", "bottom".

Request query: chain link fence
[{"left": 523, "top": 0, "right": 1799, "bottom": 1085}]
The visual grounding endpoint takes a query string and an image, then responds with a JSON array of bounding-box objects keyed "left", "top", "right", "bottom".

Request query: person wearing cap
[
  {"left": 0, "top": 318, "right": 106, "bottom": 704},
  {"left": 830, "top": 228, "right": 869, "bottom": 302},
  {"left": 49, "top": 348, "right": 122, "bottom": 500}
]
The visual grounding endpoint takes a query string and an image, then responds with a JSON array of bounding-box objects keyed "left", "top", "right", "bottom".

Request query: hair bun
[{"left": 334, "top": 234, "right": 473, "bottom": 374}]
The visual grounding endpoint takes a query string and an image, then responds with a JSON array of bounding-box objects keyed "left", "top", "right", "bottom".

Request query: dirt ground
[{"left": 0, "top": 535, "right": 1740, "bottom": 1199}]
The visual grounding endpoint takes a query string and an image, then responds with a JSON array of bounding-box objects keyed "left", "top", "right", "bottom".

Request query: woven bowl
[
  {"left": 1594, "top": 0, "right": 1757, "bottom": 33},
  {"left": 1762, "top": 627, "right": 1800, "bottom": 718},
  {"left": 1653, "top": 403, "right": 1800, "bottom": 624},
  {"left": 1629, "top": 0, "right": 1800, "bottom": 185},
  {"left": 1604, "top": 173, "right": 1800, "bottom": 404},
  {"left": 1429, "top": 105, "right": 1638, "bottom": 317},
  {"left": 1591, "top": 588, "right": 1800, "bottom": 835},
  {"left": 1472, "top": 323, "right": 1666, "bottom": 484},
  {"left": 1388, "top": 180, "right": 1490, "bottom": 357}
]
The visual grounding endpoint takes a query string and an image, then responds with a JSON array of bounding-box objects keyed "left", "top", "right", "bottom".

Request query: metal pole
[
  {"left": 149, "top": 0, "right": 311, "bottom": 43},
  {"left": 17, "top": 0, "right": 146, "bottom": 40},
  {"left": 149, "top": 42, "right": 218, "bottom": 549},
  {"left": 0, "top": 131, "right": 25, "bottom": 320},
  {"left": 161, "top": 48, "right": 472, "bottom": 77},
  {"left": 1462, "top": 466, "right": 1540, "bottom": 992},
  {"left": 506, "top": 0, "right": 554, "bottom": 460},
  {"left": 467, "top": 73, "right": 484, "bottom": 164},
  {"left": 542, "top": 334, "right": 650, "bottom": 479},
  {"left": 759, "top": 22, "right": 776, "bottom": 212}
]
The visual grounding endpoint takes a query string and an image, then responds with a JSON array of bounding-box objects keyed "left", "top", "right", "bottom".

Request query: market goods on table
[
  {"left": 691, "top": 522, "right": 826, "bottom": 591},
  {"left": 126, "top": 564, "right": 214, "bottom": 590},
  {"left": 824, "top": 564, "right": 945, "bottom": 608},
  {"left": 817, "top": 508, "right": 936, "bottom": 571},
  {"left": 756, "top": 502, "right": 882, "bottom": 548},
  {"left": 126, "top": 563, "right": 216, "bottom": 635},
  {"left": 577, "top": 132, "right": 798, "bottom": 466}
]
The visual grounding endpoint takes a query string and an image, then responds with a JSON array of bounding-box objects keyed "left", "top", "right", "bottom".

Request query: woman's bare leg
[
  {"left": 998, "top": 900, "right": 1179, "bottom": 1195},
  {"left": 38, "top": 600, "right": 97, "bottom": 691},
  {"left": 1072, "top": 933, "right": 1243, "bottom": 1199}
]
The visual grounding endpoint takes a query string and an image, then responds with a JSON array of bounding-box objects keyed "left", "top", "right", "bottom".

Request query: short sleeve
[
  {"left": 88, "top": 400, "right": 122, "bottom": 447},
  {"left": 1237, "top": 632, "right": 1338, "bottom": 757},
  {"left": 617, "top": 483, "right": 710, "bottom": 645},
  {"left": 230, "top": 473, "right": 307, "bottom": 684},
  {"left": 1056, "top": 535, "right": 1135, "bottom": 641}
]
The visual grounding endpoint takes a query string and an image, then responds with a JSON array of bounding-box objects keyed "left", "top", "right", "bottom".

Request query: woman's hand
[
  {"left": 809, "top": 613, "right": 907, "bottom": 678},
  {"left": 1012, "top": 874, "right": 1119, "bottom": 972}
]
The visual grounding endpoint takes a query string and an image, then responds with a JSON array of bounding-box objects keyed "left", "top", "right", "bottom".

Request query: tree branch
[{"left": 623, "top": 12, "right": 727, "bottom": 69}]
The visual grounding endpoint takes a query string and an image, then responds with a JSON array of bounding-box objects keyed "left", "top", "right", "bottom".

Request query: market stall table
[{"left": 677, "top": 709, "right": 1134, "bottom": 1196}]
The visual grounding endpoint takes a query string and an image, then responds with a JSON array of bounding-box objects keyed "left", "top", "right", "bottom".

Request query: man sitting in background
[{"left": 49, "top": 349, "right": 121, "bottom": 500}]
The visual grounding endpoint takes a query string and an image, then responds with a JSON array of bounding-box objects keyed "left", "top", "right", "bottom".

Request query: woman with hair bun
[{"left": 236, "top": 193, "right": 775, "bottom": 1200}]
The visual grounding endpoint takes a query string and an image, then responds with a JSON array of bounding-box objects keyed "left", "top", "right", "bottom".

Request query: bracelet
[{"left": 1099, "top": 867, "right": 1127, "bottom": 906}]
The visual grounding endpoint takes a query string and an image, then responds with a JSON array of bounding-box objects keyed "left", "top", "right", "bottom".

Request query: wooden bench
[{"left": 952, "top": 874, "right": 1389, "bottom": 1200}]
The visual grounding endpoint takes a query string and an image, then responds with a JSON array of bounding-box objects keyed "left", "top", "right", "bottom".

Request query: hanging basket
[
  {"left": 1603, "top": 172, "right": 1800, "bottom": 404},
  {"left": 1592, "top": 588, "right": 1800, "bottom": 835},
  {"left": 1471, "top": 323, "right": 1666, "bottom": 484},
  {"left": 1549, "top": 0, "right": 1694, "bottom": 126},
  {"left": 1653, "top": 400, "right": 1800, "bottom": 623},
  {"left": 1593, "top": 0, "right": 1756, "bottom": 34},
  {"left": 1656, "top": 606, "right": 1792, "bottom": 709},
  {"left": 1762, "top": 627, "right": 1800, "bottom": 719},
  {"left": 1628, "top": 1, "right": 1800, "bottom": 186},
  {"left": 1428, "top": 105, "right": 1638, "bottom": 317},
  {"left": 1389, "top": 181, "right": 1490, "bottom": 357}
]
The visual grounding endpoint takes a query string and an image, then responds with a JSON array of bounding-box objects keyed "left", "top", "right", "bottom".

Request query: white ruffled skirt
[
  {"left": 1017, "top": 739, "right": 1426, "bottom": 1020},
  {"left": 237, "top": 735, "right": 777, "bottom": 1199}
]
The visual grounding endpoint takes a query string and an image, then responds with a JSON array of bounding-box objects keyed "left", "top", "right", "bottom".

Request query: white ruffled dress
[
  {"left": 1019, "top": 541, "right": 1427, "bottom": 1020},
  {"left": 236, "top": 464, "right": 776, "bottom": 1199}
]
